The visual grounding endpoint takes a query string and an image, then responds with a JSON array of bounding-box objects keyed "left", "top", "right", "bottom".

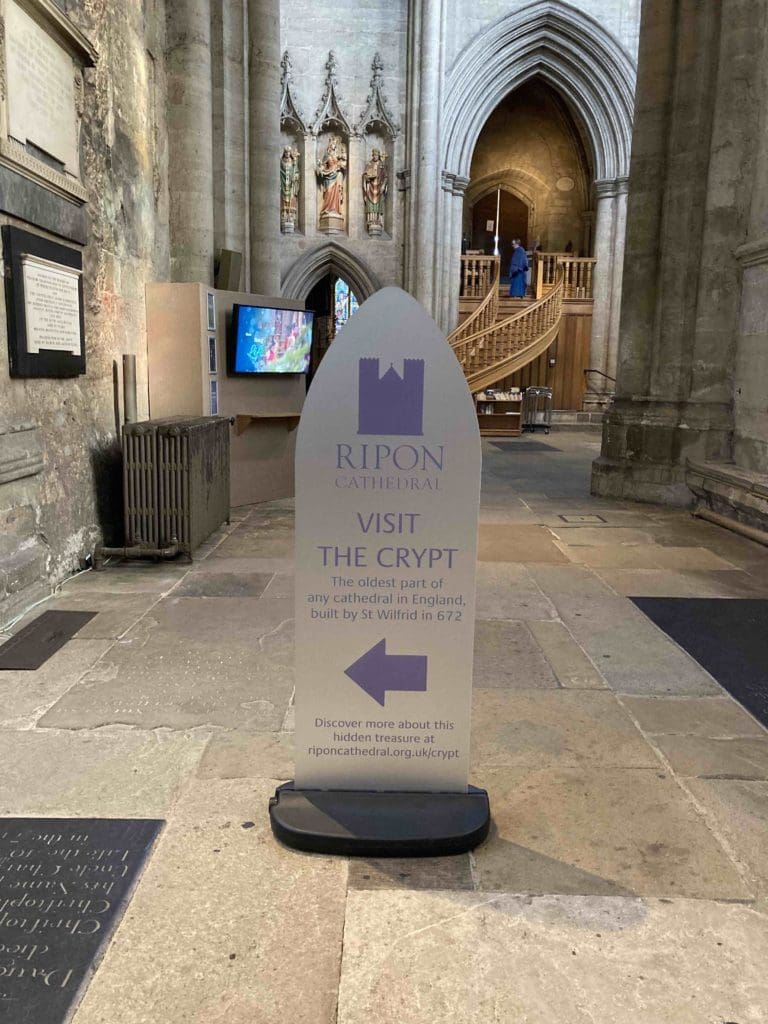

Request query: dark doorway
[{"left": 304, "top": 274, "right": 359, "bottom": 385}]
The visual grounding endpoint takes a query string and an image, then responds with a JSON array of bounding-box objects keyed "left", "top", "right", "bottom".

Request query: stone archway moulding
[
  {"left": 281, "top": 243, "right": 382, "bottom": 302},
  {"left": 466, "top": 174, "right": 542, "bottom": 214},
  {"left": 442, "top": 0, "right": 636, "bottom": 182}
]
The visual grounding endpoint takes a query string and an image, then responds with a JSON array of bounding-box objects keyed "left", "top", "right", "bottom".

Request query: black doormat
[
  {"left": 490, "top": 441, "right": 560, "bottom": 453},
  {"left": 0, "top": 818, "right": 163, "bottom": 1022},
  {"left": 0, "top": 611, "right": 97, "bottom": 671},
  {"left": 631, "top": 598, "right": 768, "bottom": 728}
]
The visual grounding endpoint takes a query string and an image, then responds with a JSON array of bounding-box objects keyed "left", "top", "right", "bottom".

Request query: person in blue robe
[{"left": 508, "top": 239, "right": 529, "bottom": 298}]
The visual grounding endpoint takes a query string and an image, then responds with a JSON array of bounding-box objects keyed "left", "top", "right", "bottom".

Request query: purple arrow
[{"left": 344, "top": 639, "right": 428, "bottom": 707}]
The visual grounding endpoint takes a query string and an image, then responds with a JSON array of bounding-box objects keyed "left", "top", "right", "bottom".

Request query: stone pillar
[
  {"left": 247, "top": 0, "right": 281, "bottom": 295},
  {"left": 411, "top": 0, "right": 443, "bottom": 316},
  {"left": 592, "top": 0, "right": 740, "bottom": 504},
  {"left": 438, "top": 175, "right": 468, "bottom": 335},
  {"left": 165, "top": 0, "right": 215, "bottom": 284},
  {"left": 585, "top": 178, "right": 628, "bottom": 411},
  {"left": 733, "top": 9, "right": 768, "bottom": 470},
  {"left": 212, "top": 0, "right": 247, "bottom": 286}
]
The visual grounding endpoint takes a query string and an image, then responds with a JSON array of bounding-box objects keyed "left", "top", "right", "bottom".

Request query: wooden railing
[
  {"left": 535, "top": 253, "right": 596, "bottom": 299},
  {"left": 449, "top": 255, "right": 500, "bottom": 346},
  {"left": 453, "top": 269, "right": 565, "bottom": 393},
  {"left": 459, "top": 254, "right": 499, "bottom": 299}
]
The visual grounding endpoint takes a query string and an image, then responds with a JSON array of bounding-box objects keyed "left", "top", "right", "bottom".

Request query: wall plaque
[
  {"left": 2, "top": 225, "right": 85, "bottom": 377},
  {"left": 0, "top": 817, "right": 163, "bottom": 1023},
  {"left": 5, "top": 0, "right": 78, "bottom": 174},
  {"left": 0, "top": 0, "right": 96, "bottom": 206}
]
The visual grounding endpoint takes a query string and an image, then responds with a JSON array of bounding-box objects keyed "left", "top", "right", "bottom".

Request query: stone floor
[{"left": 3, "top": 432, "right": 768, "bottom": 1023}]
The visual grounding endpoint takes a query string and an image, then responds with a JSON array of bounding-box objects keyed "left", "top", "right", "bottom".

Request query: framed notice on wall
[{"left": 2, "top": 226, "right": 86, "bottom": 378}]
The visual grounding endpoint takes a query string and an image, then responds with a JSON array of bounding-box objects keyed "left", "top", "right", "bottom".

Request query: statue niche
[
  {"left": 316, "top": 134, "right": 347, "bottom": 235},
  {"left": 280, "top": 146, "right": 301, "bottom": 234},
  {"left": 362, "top": 147, "right": 388, "bottom": 237}
]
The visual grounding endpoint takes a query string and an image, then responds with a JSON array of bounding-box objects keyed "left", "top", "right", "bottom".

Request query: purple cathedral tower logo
[{"left": 357, "top": 358, "right": 425, "bottom": 436}]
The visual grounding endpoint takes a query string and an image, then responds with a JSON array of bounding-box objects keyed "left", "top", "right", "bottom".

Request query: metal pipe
[
  {"left": 123, "top": 354, "right": 138, "bottom": 424},
  {"left": 93, "top": 539, "right": 180, "bottom": 571},
  {"left": 693, "top": 505, "right": 768, "bottom": 548}
]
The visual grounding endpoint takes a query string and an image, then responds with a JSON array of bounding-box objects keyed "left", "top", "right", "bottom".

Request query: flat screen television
[{"left": 229, "top": 304, "right": 314, "bottom": 374}]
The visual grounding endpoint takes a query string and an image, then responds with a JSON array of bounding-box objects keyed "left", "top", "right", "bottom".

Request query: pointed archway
[{"left": 281, "top": 243, "right": 382, "bottom": 304}]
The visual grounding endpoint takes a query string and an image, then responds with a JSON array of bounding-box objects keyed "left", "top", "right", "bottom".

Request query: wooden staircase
[{"left": 448, "top": 256, "right": 565, "bottom": 393}]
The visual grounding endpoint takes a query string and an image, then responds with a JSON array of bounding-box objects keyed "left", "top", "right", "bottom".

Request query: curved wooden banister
[
  {"left": 448, "top": 256, "right": 500, "bottom": 346},
  {"left": 453, "top": 269, "right": 565, "bottom": 393}
]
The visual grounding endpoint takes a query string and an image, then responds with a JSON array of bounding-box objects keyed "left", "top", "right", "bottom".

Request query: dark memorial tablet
[{"left": 0, "top": 818, "right": 163, "bottom": 1023}]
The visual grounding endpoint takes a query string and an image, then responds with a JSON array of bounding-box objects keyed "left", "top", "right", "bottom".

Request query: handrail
[
  {"left": 453, "top": 269, "right": 565, "bottom": 393},
  {"left": 583, "top": 368, "right": 616, "bottom": 384},
  {"left": 448, "top": 256, "right": 500, "bottom": 346}
]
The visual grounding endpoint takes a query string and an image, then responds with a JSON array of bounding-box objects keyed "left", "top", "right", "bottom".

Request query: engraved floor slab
[
  {"left": 0, "top": 612, "right": 97, "bottom": 670},
  {"left": 38, "top": 597, "right": 294, "bottom": 731},
  {"left": 336, "top": 892, "right": 768, "bottom": 1024},
  {"left": 0, "top": 640, "right": 113, "bottom": 729},
  {"left": 0, "top": 818, "right": 162, "bottom": 1024}
]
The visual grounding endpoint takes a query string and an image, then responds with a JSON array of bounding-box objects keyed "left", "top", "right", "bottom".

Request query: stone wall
[
  {"left": 279, "top": 0, "right": 408, "bottom": 295},
  {"left": 445, "top": 0, "right": 641, "bottom": 68},
  {"left": 0, "top": 0, "right": 169, "bottom": 624}
]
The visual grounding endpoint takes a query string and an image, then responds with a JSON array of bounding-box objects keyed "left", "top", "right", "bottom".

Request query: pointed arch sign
[{"left": 270, "top": 288, "right": 490, "bottom": 854}]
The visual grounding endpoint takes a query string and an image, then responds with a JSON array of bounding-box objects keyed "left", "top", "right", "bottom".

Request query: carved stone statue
[
  {"left": 280, "top": 146, "right": 301, "bottom": 234},
  {"left": 362, "top": 148, "right": 388, "bottom": 236},
  {"left": 316, "top": 135, "right": 347, "bottom": 233}
]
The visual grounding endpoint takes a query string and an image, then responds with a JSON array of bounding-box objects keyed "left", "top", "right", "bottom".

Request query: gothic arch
[
  {"left": 281, "top": 243, "right": 382, "bottom": 302},
  {"left": 443, "top": 0, "right": 636, "bottom": 182},
  {"left": 466, "top": 172, "right": 544, "bottom": 214}
]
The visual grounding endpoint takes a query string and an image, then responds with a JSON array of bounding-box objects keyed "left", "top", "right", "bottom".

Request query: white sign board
[
  {"left": 22, "top": 254, "right": 82, "bottom": 355},
  {"left": 5, "top": 0, "right": 79, "bottom": 174},
  {"left": 294, "top": 288, "right": 481, "bottom": 793}
]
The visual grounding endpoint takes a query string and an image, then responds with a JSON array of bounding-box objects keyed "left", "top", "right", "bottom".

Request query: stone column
[
  {"left": 211, "top": 0, "right": 247, "bottom": 285},
  {"left": 438, "top": 175, "right": 468, "bottom": 335},
  {"left": 592, "top": 0, "right": 732, "bottom": 503},
  {"left": 411, "top": 0, "right": 443, "bottom": 316},
  {"left": 165, "top": 0, "right": 215, "bottom": 284},
  {"left": 733, "top": 8, "right": 768, "bottom": 470},
  {"left": 585, "top": 178, "right": 627, "bottom": 411},
  {"left": 247, "top": 0, "right": 281, "bottom": 295}
]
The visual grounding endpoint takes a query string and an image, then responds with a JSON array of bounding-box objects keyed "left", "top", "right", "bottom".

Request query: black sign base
[{"left": 269, "top": 782, "right": 490, "bottom": 857}]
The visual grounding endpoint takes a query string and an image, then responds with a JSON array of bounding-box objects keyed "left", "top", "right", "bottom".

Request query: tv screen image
[{"left": 232, "top": 305, "right": 314, "bottom": 374}]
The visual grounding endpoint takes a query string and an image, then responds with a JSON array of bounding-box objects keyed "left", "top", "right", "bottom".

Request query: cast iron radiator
[{"left": 122, "top": 417, "right": 230, "bottom": 556}]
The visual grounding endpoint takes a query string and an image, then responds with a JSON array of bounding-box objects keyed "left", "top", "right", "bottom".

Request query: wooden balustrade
[
  {"left": 535, "top": 253, "right": 596, "bottom": 299},
  {"left": 459, "top": 254, "right": 499, "bottom": 299},
  {"left": 452, "top": 269, "right": 565, "bottom": 393},
  {"left": 449, "top": 256, "right": 500, "bottom": 346}
]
